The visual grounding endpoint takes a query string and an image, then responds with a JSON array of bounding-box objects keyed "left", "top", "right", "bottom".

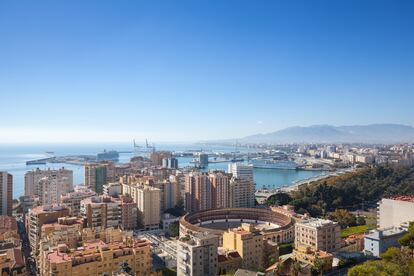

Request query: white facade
[
  {"left": 364, "top": 227, "right": 407, "bottom": 257},
  {"left": 25, "top": 168, "right": 73, "bottom": 201},
  {"left": 378, "top": 197, "right": 414, "bottom": 229},
  {"left": 228, "top": 163, "right": 253, "bottom": 181},
  {"left": 177, "top": 233, "right": 219, "bottom": 276}
]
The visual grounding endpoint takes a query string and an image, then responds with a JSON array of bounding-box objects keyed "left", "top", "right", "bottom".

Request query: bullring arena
[{"left": 179, "top": 207, "right": 295, "bottom": 245}]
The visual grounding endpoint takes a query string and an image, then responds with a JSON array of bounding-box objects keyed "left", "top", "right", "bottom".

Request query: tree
[
  {"left": 399, "top": 222, "right": 414, "bottom": 249},
  {"left": 329, "top": 209, "right": 357, "bottom": 228},
  {"left": 168, "top": 221, "right": 179, "bottom": 237},
  {"left": 348, "top": 260, "right": 405, "bottom": 276},
  {"left": 356, "top": 216, "right": 366, "bottom": 226},
  {"left": 165, "top": 199, "right": 185, "bottom": 217},
  {"left": 265, "top": 192, "right": 292, "bottom": 206}
]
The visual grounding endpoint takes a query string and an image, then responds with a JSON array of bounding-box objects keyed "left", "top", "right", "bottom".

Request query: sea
[{"left": 0, "top": 143, "right": 325, "bottom": 198}]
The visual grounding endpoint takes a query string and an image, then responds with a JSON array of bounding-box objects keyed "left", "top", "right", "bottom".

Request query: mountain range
[{"left": 235, "top": 124, "right": 414, "bottom": 144}]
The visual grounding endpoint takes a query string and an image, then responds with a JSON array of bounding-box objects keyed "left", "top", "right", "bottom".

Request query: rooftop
[
  {"left": 30, "top": 204, "right": 69, "bottom": 214},
  {"left": 298, "top": 218, "right": 337, "bottom": 228},
  {"left": 0, "top": 216, "right": 17, "bottom": 233},
  {"left": 387, "top": 195, "right": 414, "bottom": 203}
]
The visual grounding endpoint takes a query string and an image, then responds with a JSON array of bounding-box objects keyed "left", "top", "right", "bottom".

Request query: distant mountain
[{"left": 238, "top": 124, "right": 414, "bottom": 144}]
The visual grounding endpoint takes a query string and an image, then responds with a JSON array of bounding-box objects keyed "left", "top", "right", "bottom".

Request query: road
[{"left": 17, "top": 219, "right": 37, "bottom": 276}]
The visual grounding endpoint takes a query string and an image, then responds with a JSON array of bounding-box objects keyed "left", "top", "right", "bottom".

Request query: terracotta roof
[
  {"left": 388, "top": 195, "right": 414, "bottom": 203},
  {"left": 0, "top": 216, "right": 17, "bottom": 233}
]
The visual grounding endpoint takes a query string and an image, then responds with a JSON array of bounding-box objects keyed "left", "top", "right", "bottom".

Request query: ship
[
  {"left": 96, "top": 150, "right": 119, "bottom": 162},
  {"left": 250, "top": 158, "right": 298, "bottom": 170}
]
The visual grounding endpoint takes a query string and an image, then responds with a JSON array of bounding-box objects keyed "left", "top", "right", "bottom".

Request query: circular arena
[{"left": 179, "top": 207, "right": 295, "bottom": 244}]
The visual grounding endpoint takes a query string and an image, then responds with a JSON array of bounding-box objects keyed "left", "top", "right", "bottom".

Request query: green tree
[
  {"left": 168, "top": 221, "right": 179, "bottom": 237},
  {"left": 265, "top": 192, "right": 292, "bottom": 206},
  {"left": 399, "top": 222, "right": 414, "bottom": 249},
  {"left": 348, "top": 260, "right": 405, "bottom": 276},
  {"left": 329, "top": 209, "right": 357, "bottom": 228}
]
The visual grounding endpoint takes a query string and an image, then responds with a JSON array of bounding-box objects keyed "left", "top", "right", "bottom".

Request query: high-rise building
[
  {"left": 121, "top": 182, "right": 161, "bottom": 230},
  {"left": 185, "top": 172, "right": 232, "bottom": 212},
  {"left": 198, "top": 153, "right": 209, "bottom": 167},
  {"left": 84, "top": 164, "right": 108, "bottom": 194},
  {"left": 80, "top": 196, "right": 121, "bottom": 229},
  {"left": 210, "top": 172, "right": 230, "bottom": 209},
  {"left": 184, "top": 172, "right": 212, "bottom": 212},
  {"left": 377, "top": 196, "right": 414, "bottom": 229},
  {"left": 228, "top": 163, "right": 253, "bottom": 181},
  {"left": 153, "top": 179, "right": 179, "bottom": 213},
  {"left": 0, "top": 172, "right": 12, "bottom": 216},
  {"left": 118, "top": 195, "right": 138, "bottom": 230},
  {"left": 229, "top": 177, "right": 255, "bottom": 208},
  {"left": 162, "top": 157, "right": 179, "bottom": 169},
  {"left": 24, "top": 168, "right": 73, "bottom": 203},
  {"left": 177, "top": 233, "right": 219, "bottom": 276},
  {"left": 27, "top": 205, "right": 70, "bottom": 255},
  {"left": 60, "top": 186, "right": 96, "bottom": 216},
  {"left": 150, "top": 151, "right": 172, "bottom": 166},
  {"left": 295, "top": 218, "right": 341, "bottom": 253}
]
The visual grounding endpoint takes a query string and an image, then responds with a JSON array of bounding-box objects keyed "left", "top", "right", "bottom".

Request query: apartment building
[
  {"left": 222, "top": 223, "right": 278, "bottom": 270},
  {"left": 60, "top": 185, "right": 96, "bottom": 216},
  {"left": 27, "top": 205, "right": 70, "bottom": 255},
  {"left": 377, "top": 196, "right": 414, "bottom": 228},
  {"left": 40, "top": 238, "right": 152, "bottom": 275},
  {"left": 177, "top": 233, "right": 219, "bottom": 276},
  {"left": 0, "top": 172, "right": 12, "bottom": 216},
  {"left": 25, "top": 168, "right": 73, "bottom": 202},
  {"left": 40, "top": 216, "right": 84, "bottom": 250},
  {"left": 295, "top": 218, "right": 341, "bottom": 253},
  {"left": 229, "top": 177, "right": 255, "bottom": 208},
  {"left": 122, "top": 182, "right": 160, "bottom": 230},
  {"left": 80, "top": 196, "right": 121, "bottom": 229}
]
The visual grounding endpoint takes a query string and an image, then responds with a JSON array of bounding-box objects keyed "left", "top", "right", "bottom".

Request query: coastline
[{"left": 255, "top": 167, "right": 354, "bottom": 203}]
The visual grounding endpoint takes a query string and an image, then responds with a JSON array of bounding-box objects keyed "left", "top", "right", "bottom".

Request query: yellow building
[
  {"left": 293, "top": 245, "right": 333, "bottom": 272},
  {"left": 222, "top": 223, "right": 278, "bottom": 270},
  {"left": 40, "top": 238, "right": 151, "bottom": 276},
  {"left": 122, "top": 182, "right": 160, "bottom": 230},
  {"left": 40, "top": 217, "right": 84, "bottom": 250}
]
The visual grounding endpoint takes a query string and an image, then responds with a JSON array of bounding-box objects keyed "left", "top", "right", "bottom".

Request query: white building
[
  {"left": 378, "top": 196, "right": 414, "bottom": 229},
  {"left": 24, "top": 168, "right": 73, "bottom": 204},
  {"left": 177, "top": 233, "right": 219, "bottom": 276},
  {"left": 364, "top": 227, "right": 407, "bottom": 257},
  {"left": 103, "top": 182, "right": 122, "bottom": 197},
  {"left": 228, "top": 163, "right": 253, "bottom": 181}
]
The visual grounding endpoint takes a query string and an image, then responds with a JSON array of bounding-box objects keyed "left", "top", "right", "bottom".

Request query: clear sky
[{"left": 0, "top": 0, "right": 413, "bottom": 143}]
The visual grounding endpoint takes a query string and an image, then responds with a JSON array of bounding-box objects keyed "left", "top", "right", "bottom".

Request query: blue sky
[{"left": 0, "top": 0, "right": 413, "bottom": 142}]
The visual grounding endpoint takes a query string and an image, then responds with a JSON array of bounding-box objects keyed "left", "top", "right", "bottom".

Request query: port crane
[{"left": 133, "top": 139, "right": 155, "bottom": 157}]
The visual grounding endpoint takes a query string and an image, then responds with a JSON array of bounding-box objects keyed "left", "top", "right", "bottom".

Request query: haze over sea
[{"left": 0, "top": 143, "right": 324, "bottom": 198}]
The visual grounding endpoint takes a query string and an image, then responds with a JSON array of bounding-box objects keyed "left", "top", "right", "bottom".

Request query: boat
[
  {"left": 96, "top": 150, "right": 119, "bottom": 161},
  {"left": 250, "top": 158, "right": 298, "bottom": 170}
]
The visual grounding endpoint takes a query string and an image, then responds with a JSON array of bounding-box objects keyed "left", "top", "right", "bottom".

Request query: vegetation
[
  {"left": 279, "top": 242, "right": 294, "bottom": 255},
  {"left": 159, "top": 267, "right": 177, "bottom": 276},
  {"left": 266, "top": 165, "right": 414, "bottom": 216},
  {"left": 168, "top": 221, "right": 179, "bottom": 237},
  {"left": 340, "top": 224, "right": 375, "bottom": 238},
  {"left": 164, "top": 199, "right": 185, "bottom": 217},
  {"left": 348, "top": 222, "right": 414, "bottom": 275},
  {"left": 328, "top": 209, "right": 357, "bottom": 228},
  {"left": 265, "top": 192, "right": 292, "bottom": 206}
]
